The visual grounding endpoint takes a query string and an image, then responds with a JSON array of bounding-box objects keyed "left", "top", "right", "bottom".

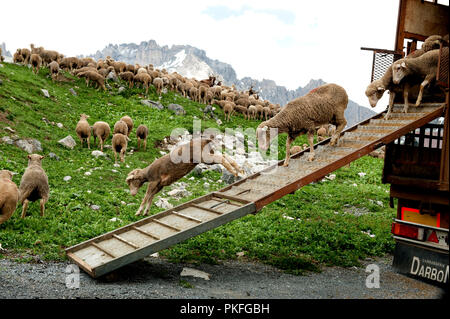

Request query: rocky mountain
[
  {"left": 1, "top": 42, "right": 12, "bottom": 57},
  {"left": 85, "top": 39, "right": 376, "bottom": 126}
]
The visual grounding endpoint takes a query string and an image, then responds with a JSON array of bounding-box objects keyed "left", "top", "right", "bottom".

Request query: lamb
[
  {"left": 120, "top": 115, "right": 133, "bottom": 137},
  {"left": 233, "top": 105, "right": 248, "bottom": 120},
  {"left": 133, "top": 72, "right": 152, "bottom": 94},
  {"left": 223, "top": 101, "right": 235, "bottom": 121},
  {"left": 391, "top": 49, "right": 440, "bottom": 107},
  {"left": 18, "top": 154, "right": 49, "bottom": 218},
  {"left": 0, "top": 170, "right": 19, "bottom": 225},
  {"left": 92, "top": 121, "right": 111, "bottom": 152},
  {"left": 257, "top": 83, "right": 348, "bottom": 166},
  {"left": 113, "top": 120, "right": 129, "bottom": 136},
  {"left": 247, "top": 105, "right": 257, "bottom": 120},
  {"left": 48, "top": 61, "right": 59, "bottom": 81},
  {"left": 126, "top": 138, "right": 244, "bottom": 216},
  {"left": 77, "top": 70, "right": 107, "bottom": 91},
  {"left": 136, "top": 124, "right": 149, "bottom": 151},
  {"left": 112, "top": 133, "right": 127, "bottom": 164},
  {"left": 119, "top": 71, "right": 135, "bottom": 88},
  {"left": 76, "top": 114, "right": 91, "bottom": 149},
  {"left": 153, "top": 77, "right": 164, "bottom": 95},
  {"left": 30, "top": 53, "right": 42, "bottom": 74}
]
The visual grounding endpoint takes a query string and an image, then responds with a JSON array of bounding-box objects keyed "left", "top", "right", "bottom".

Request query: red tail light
[{"left": 392, "top": 222, "right": 420, "bottom": 239}]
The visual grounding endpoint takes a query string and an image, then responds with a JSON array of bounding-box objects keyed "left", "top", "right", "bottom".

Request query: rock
[
  {"left": 118, "top": 86, "right": 126, "bottom": 93},
  {"left": 167, "top": 103, "right": 186, "bottom": 116},
  {"left": 56, "top": 123, "right": 63, "bottom": 128},
  {"left": 216, "top": 119, "right": 222, "bottom": 126},
  {"left": 63, "top": 176, "right": 72, "bottom": 181},
  {"left": 1, "top": 136, "right": 14, "bottom": 145},
  {"left": 109, "top": 217, "right": 122, "bottom": 222},
  {"left": 91, "top": 150, "right": 105, "bottom": 158},
  {"left": 113, "top": 163, "right": 120, "bottom": 167},
  {"left": 84, "top": 171, "right": 92, "bottom": 176},
  {"left": 192, "top": 163, "right": 209, "bottom": 176},
  {"left": 69, "top": 88, "right": 77, "bottom": 96},
  {"left": 111, "top": 169, "right": 118, "bottom": 173},
  {"left": 180, "top": 267, "right": 211, "bottom": 280},
  {"left": 203, "top": 182, "right": 210, "bottom": 189},
  {"left": 4, "top": 127, "right": 15, "bottom": 134},
  {"left": 58, "top": 135, "right": 76, "bottom": 149},
  {"left": 155, "top": 198, "right": 173, "bottom": 210},
  {"left": 49, "top": 152, "right": 60, "bottom": 161},
  {"left": 326, "top": 174, "right": 336, "bottom": 181},
  {"left": 358, "top": 172, "right": 366, "bottom": 178},
  {"left": 90, "top": 205, "right": 100, "bottom": 211},
  {"left": 222, "top": 170, "right": 241, "bottom": 184},
  {"left": 15, "top": 139, "right": 42, "bottom": 154},
  {"left": 106, "top": 71, "right": 118, "bottom": 82},
  {"left": 141, "top": 99, "right": 164, "bottom": 110},
  {"left": 41, "top": 89, "right": 50, "bottom": 98},
  {"left": 209, "top": 164, "right": 223, "bottom": 173},
  {"left": 236, "top": 251, "right": 245, "bottom": 257}
]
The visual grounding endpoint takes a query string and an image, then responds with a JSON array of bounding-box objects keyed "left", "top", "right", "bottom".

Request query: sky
[{"left": 0, "top": 0, "right": 447, "bottom": 112}]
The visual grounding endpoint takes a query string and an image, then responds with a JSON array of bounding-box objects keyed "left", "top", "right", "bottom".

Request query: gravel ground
[{"left": 0, "top": 254, "right": 445, "bottom": 299}]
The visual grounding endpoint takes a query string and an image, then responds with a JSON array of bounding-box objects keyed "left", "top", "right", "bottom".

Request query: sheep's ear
[
  {"left": 401, "top": 62, "right": 406, "bottom": 68},
  {"left": 39, "top": 155, "right": 45, "bottom": 160},
  {"left": 27, "top": 154, "right": 32, "bottom": 159},
  {"left": 377, "top": 86, "right": 384, "bottom": 91}
]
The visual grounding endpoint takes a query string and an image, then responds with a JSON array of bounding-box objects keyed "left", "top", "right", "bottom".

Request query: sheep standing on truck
[
  {"left": 18, "top": 154, "right": 49, "bottom": 218},
  {"left": 126, "top": 138, "right": 244, "bottom": 216},
  {"left": 391, "top": 49, "right": 440, "bottom": 108},
  {"left": 0, "top": 170, "right": 19, "bottom": 225},
  {"left": 257, "top": 83, "right": 348, "bottom": 166}
]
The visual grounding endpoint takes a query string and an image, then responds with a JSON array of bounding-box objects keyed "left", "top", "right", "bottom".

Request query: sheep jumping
[
  {"left": 18, "top": 154, "right": 49, "bottom": 218},
  {"left": 257, "top": 83, "right": 348, "bottom": 166},
  {"left": 126, "top": 138, "right": 244, "bottom": 216},
  {"left": 0, "top": 170, "right": 19, "bottom": 225}
]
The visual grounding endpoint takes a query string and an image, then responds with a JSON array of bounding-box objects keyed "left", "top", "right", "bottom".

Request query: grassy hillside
[{"left": 0, "top": 62, "right": 395, "bottom": 274}]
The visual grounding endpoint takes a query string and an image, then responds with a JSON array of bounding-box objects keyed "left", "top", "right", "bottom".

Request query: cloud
[{"left": 202, "top": 5, "right": 295, "bottom": 25}]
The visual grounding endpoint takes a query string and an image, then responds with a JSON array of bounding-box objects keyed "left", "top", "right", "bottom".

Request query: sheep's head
[
  {"left": 392, "top": 60, "right": 408, "bottom": 84},
  {"left": 365, "top": 81, "right": 385, "bottom": 108},
  {"left": 256, "top": 124, "right": 276, "bottom": 151},
  {"left": 0, "top": 170, "right": 14, "bottom": 180},
  {"left": 27, "top": 154, "right": 44, "bottom": 166},
  {"left": 80, "top": 114, "right": 90, "bottom": 120},
  {"left": 126, "top": 169, "right": 145, "bottom": 196}
]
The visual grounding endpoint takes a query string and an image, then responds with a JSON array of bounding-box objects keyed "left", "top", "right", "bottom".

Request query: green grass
[{"left": 0, "top": 62, "right": 395, "bottom": 273}]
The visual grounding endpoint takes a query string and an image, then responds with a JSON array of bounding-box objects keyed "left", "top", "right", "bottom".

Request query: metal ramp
[{"left": 66, "top": 103, "right": 445, "bottom": 278}]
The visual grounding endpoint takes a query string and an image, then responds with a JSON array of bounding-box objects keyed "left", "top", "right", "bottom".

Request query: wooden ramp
[{"left": 66, "top": 103, "right": 445, "bottom": 278}]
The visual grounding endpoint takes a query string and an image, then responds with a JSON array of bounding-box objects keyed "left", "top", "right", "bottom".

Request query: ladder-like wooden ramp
[{"left": 66, "top": 103, "right": 445, "bottom": 278}]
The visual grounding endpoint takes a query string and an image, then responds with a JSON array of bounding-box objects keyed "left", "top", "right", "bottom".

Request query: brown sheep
[
  {"left": 189, "top": 86, "right": 199, "bottom": 102},
  {"left": 257, "top": 83, "right": 348, "bottom": 166},
  {"left": 112, "top": 133, "right": 128, "bottom": 164},
  {"left": 76, "top": 114, "right": 91, "bottom": 149},
  {"left": 0, "top": 170, "right": 19, "bottom": 225},
  {"left": 20, "top": 48, "right": 31, "bottom": 64},
  {"left": 247, "top": 105, "right": 257, "bottom": 120},
  {"left": 48, "top": 61, "right": 59, "bottom": 81},
  {"left": 136, "top": 124, "right": 149, "bottom": 151},
  {"left": 233, "top": 105, "right": 248, "bottom": 120},
  {"left": 223, "top": 101, "right": 235, "bottom": 122},
  {"left": 77, "top": 70, "right": 107, "bottom": 91},
  {"left": 153, "top": 77, "right": 164, "bottom": 95},
  {"left": 126, "top": 138, "right": 244, "bottom": 216},
  {"left": 92, "top": 121, "right": 111, "bottom": 152},
  {"left": 30, "top": 54, "right": 42, "bottom": 74},
  {"left": 119, "top": 71, "right": 135, "bottom": 88},
  {"left": 18, "top": 154, "right": 49, "bottom": 218},
  {"left": 134, "top": 72, "right": 152, "bottom": 94},
  {"left": 113, "top": 120, "right": 128, "bottom": 136},
  {"left": 120, "top": 116, "right": 133, "bottom": 137},
  {"left": 13, "top": 49, "right": 24, "bottom": 63}
]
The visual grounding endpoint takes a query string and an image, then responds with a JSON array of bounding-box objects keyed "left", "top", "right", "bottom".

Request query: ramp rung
[
  {"left": 91, "top": 242, "right": 117, "bottom": 258},
  {"left": 132, "top": 226, "right": 160, "bottom": 240},
  {"left": 190, "top": 203, "right": 224, "bottom": 215},
  {"left": 172, "top": 211, "right": 203, "bottom": 223},
  {"left": 151, "top": 218, "right": 181, "bottom": 232},
  {"left": 112, "top": 234, "right": 139, "bottom": 249}
]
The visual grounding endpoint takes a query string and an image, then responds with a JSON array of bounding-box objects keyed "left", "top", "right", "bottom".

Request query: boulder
[
  {"left": 167, "top": 103, "right": 186, "bottom": 116},
  {"left": 58, "top": 135, "right": 76, "bottom": 149}
]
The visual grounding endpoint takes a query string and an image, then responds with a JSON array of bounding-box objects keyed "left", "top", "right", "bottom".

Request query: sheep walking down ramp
[{"left": 257, "top": 83, "right": 348, "bottom": 167}]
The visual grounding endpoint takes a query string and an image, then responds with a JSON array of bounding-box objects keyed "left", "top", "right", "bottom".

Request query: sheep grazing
[
  {"left": 136, "top": 124, "right": 149, "bottom": 151},
  {"left": 120, "top": 116, "right": 133, "bottom": 137},
  {"left": 48, "top": 61, "right": 59, "bottom": 81},
  {"left": 18, "top": 154, "right": 49, "bottom": 218},
  {"left": 112, "top": 133, "right": 128, "bottom": 164},
  {"left": 257, "top": 83, "right": 348, "bottom": 166},
  {"left": 30, "top": 53, "right": 42, "bottom": 74},
  {"left": 126, "top": 138, "right": 244, "bottom": 216},
  {"left": 20, "top": 48, "right": 31, "bottom": 64},
  {"left": 223, "top": 101, "right": 235, "bottom": 121},
  {"left": 119, "top": 71, "right": 135, "bottom": 88},
  {"left": 134, "top": 72, "right": 152, "bottom": 94},
  {"left": 77, "top": 70, "right": 107, "bottom": 91},
  {"left": 0, "top": 170, "right": 19, "bottom": 225},
  {"left": 113, "top": 120, "right": 129, "bottom": 136},
  {"left": 92, "top": 121, "right": 111, "bottom": 152},
  {"left": 153, "top": 77, "right": 164, "bottom": 95},
  {"left": 76, "top": 114, "right": 91, "bottom": 149},
  {"left": 247, "top": 105, "right": 257, "bottom": 120},
  {"left": 392, "top": 49, "right": 440, "bottom": 107}
]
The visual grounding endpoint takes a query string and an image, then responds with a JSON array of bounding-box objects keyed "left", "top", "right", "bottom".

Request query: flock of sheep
[
  {"left": 10, "top": 44, "right": 283, "bottom": 122},
  {"left": 1, "top": 33, "right": 447, "bottom": 223}
]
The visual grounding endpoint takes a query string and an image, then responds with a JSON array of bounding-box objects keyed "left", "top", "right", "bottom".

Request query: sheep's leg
[
  {"left": 40, "top": 197, "right": 47, "bottom": 217},
  {"left": 209, "top": 153, "right": 239, "bottom": 176},
  {"left": 330, "top": 115, "right": 347, "bottom": 147},
  {"left": 113, "top": 149, "right": 118, "bottom": 164},
  {"left": 385, "top": 91, "right": 396, "bottom": 120},
  {"left": 144, "top": 138, "right": 147, "bottom": 150},
  {"left": 120, "top": 149, "right": 125, "bottom": 162},
  {"left": 21, "top": 199, "right": 29, "bottom": 218},
  {"left": 87, "top": 135, "right": 91, "bottom": 149},
  {"left": 307, "top": 131, "right": 315, "bottom": 162},
  {"left": 142, "top": 185, "right": 163, "bottom": 216},
  {"left": 415, "top": 76, "right": 433, "bottom": 107},
  {"left": 223, "top": 153, "right": 245, "bottom": 176},
  {"left": 403, "top": 82, "right": 410, "bottom": 113},
  {"left": 137, "top": 138, "right": 141, "bottom": 150},
  {"left": 136, "top": 182, "right": 159, "bottom": 216},
  {"left": 283, "top": 136, "right": 294, "bottom": 167}
]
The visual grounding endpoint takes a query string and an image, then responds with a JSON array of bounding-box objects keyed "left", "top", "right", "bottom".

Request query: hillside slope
[{"left": 0, "top": 61, "right": 394, "bottom": 273}]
